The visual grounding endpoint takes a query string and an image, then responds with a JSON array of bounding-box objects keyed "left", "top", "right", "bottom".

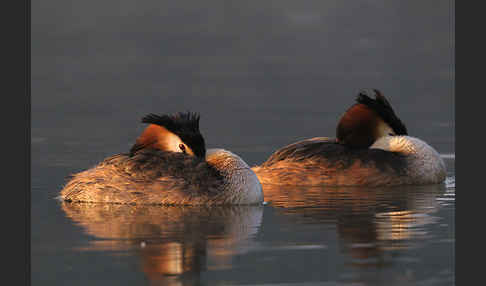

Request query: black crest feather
[
  {"left": 142, "top": 112, "right": 201, "bottom": 135},
  {"left": 356, "top": 89, "right": 408, "bottom": 135},
  {"left": 140, "top": 112, "right": 206, "bottom": 158}
]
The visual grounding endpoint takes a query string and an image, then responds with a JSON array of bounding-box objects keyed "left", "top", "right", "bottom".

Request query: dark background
[{"left": 32, "top": 0, "right": 454, "bottom": 167}]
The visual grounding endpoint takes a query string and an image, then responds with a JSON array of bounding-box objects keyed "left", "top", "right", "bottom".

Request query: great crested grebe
[
  {"left": 251, "top": 89, "right": 446, "bottom": 187},
  {"left": 60, "top": 112, "right": 263, "bottom": 205}
]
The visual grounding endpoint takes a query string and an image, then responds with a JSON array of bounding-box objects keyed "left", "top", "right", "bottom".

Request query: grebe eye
[{"left": 179, "top": 143, "right": 186, "bottom": 153}]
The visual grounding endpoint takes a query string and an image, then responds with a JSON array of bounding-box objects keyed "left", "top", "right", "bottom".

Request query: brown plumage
[
  {"left": 252, "top": 137, "right": 409, "bottom": 187},
  {"left": 337, "top": 104, "right": 387, "bottom": 148},
  {"left": 61, "top": 150, "right": 226, "bottom": 205},
  {"left": 336, "top": 89, "right": 407, "bottom": 148}
]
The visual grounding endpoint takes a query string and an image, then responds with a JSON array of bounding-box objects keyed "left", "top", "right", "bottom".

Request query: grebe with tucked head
[
  {"left": 251, "top": 90, "right": 446, "bottom": 186},
  {"left": 60, "top": 112, "right": 263, "bottom": 205}
]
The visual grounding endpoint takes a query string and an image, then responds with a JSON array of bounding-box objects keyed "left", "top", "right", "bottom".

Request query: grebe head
[
  {"left": 129, "top": 112, "right": 206, "bottom": 158},
  {"left": 336, "top": 89, "right": 408, "bottom": 148}
]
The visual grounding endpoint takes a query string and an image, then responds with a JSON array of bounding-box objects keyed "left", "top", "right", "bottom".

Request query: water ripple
[
  {"left": 445, "top": 176, "right": 455, "bottom": 189},
  {"left": 440, "top": 153, "right": 455, "bottom": 159},
  {"left": 437, "top": 176, "right": 455, "bottom": 204}
]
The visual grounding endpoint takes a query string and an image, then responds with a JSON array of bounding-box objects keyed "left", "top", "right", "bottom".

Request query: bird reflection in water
[
  {"left": 60, "top": 183, "right": 446, "bottom": 283},
  {"left": 262, "top": 183, "right": 445, "bottom": 268},
  {"left": 61, "top": 203, "right": 263, "bottom": 286}
]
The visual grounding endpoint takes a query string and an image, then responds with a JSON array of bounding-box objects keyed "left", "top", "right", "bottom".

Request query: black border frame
[{"left": 4, "top": 0, "right": 30, "bottom": 285}]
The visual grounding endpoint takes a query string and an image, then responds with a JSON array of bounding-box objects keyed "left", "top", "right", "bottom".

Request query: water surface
[
  {"left": 32, "top": 1, "right": 454, "bottom": 285},
  {"left": 31, "top": 142, "right": 455, "bottom": 285}
]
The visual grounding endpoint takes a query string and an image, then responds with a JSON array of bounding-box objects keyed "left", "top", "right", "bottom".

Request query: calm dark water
[{"left": 32, "top": 1, "right": 454, "bottom": 285}]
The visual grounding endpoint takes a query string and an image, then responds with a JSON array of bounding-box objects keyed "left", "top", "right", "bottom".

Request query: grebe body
[
  {"left": 252, "top": 90, "right": 446, "bottom": 187},
  {"left": 60, "top": 113, "right": 263, "bottom": 205},
  {"left": 252, "top": 135, "right": 446, "bottom": 187}
]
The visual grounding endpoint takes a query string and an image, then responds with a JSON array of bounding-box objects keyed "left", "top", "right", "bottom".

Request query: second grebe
[
  {"left": 251, "top": 90, "right": 446, "bottom": 186},
  {"left": 60, "top": 112, "right": 263, "bottom": 205}
]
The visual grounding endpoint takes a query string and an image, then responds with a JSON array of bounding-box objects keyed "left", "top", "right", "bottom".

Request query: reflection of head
[
  {"left": 61, "top": 203, "right": 263, "bottom": 283},
  {"left": 336, "top": 215, "right": 381, "bottom": 260},
  {"left": 141, "top": 241, "right": 204, "bottom": 286}
]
